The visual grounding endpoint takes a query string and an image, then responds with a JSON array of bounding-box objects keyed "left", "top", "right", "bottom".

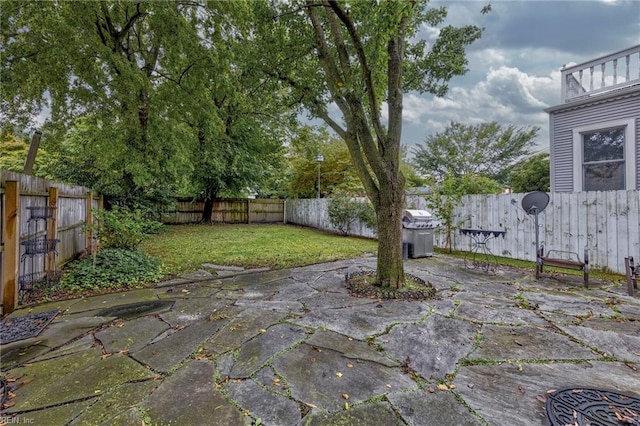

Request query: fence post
[
  {"left": 2, "top": 181, "right": 20, "bottom": 314},
  {"left": 247, "top": 199, "right": 251, "bottom": 224},
  {"left": 47, "top": 186, "right": 58, "bottom": 273},
  {"left": 85, "top": 191, "right": 94, "bottom": 255},
  {"left": 283, "top": 200, "right": 287, "bottom": 224}
]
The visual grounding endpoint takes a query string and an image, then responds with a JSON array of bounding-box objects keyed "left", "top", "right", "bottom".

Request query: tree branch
[
  {"left": 328, "top": 1, "right": 384, "bottom": 143},
  {"left": 321, "top": 0, "right": 351, "bottom": 82}
]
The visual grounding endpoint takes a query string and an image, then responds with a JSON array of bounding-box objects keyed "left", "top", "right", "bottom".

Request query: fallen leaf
[
  {"left": 344, "top": 402, "right": 349, "bottom": 410},
  {"left": 346, "top": 363, "right": 353, "bottom": 368},
  {"left": 536, "top": 395, "right": 547, "bottom": 403},
  {"left": 386, "top": 384, "right": 392, "bottom": 389},
  {"left": 467, "top": 383, "right": 475, "bottom": 389},
  {"left": 448, "top": 384, "right": 456, "bottom": 390},
  {"left": 273, "top": 379, "right": 281, "bottom": 386},
  {"left": 427, "top": 387, "right": 435, "bottom": 393},
  {"left": 335, "top": 372, "right": 343, "bottom": 378},
  {"left": 437, "top": 384, "right": 448, "bottom": 391},
  {"left": 259, "top": 329, "right": 267, "bottom": 334},
  {"left": 209, "top": 313, "right": 229, "bottom": 322},
  {"left": 342, "top": 393, "right": 349, "bottom": 400},
  {"left": 20, "top": 377, "right": 34, "bottom": 386},
  {"left": 2, "top": 401, "right": 16, "bottom": 409}
]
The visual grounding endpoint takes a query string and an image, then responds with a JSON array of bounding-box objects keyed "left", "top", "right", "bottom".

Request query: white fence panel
[
  {"left": 448, "top": 190, "right": 639, "bottom": 274},
  {"left": 285, "top": 198, "right": 376, "bottom": 238},
  {"left": 285, "top": 190, "right": 640, "bottom": 274}
]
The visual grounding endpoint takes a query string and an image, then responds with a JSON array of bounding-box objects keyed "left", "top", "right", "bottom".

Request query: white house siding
[{"left": 548, "top": 90, "right": 640, "bottom": 192}]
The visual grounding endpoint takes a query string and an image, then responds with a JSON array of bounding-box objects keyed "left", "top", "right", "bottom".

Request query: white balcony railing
[{"left": 561, "top": 44, "right": 640, "bottom": 103}]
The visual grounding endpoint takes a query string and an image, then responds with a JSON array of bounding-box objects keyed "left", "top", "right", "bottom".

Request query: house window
[{"left": 573, "top": 119, "right": 636, "bottom": 191}]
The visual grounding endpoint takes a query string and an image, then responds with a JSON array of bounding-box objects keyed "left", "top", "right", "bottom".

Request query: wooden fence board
[
  {"left": 162, "top": 198, "right": 285, "bottom": 224},
  {"left": 1, "top": 171, "right": 98, "bottom": 312}
]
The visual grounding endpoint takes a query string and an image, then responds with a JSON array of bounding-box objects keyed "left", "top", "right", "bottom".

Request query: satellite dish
[{"left": 521, "top": 191, "right": 550, "bottom": 215}]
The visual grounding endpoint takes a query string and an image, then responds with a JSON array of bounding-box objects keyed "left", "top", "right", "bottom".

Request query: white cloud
[{"left": 401, "top": 64, "right": 560, "bottom": 150}]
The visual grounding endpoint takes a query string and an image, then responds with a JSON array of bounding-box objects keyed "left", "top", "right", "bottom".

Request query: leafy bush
[
  {"left": 90, "top": 207, "right": 164, "bottom": 249},
  {"left": 426, "top": 173, "right": 503, "bottom": 252},
  {"left": 59, "top": 248, "right": 163, "bottom": 292},
  {"left": 328, "top": 193, "right": 377, "bottom": 235}
]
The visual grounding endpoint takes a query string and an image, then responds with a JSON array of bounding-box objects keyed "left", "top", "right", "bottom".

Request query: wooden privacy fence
[
  {"left": 284, "top": 190, "right": 640, "bottom": 275},
  {"left": 162, "top": 198, "right": 285, "bottom": 224},
  {"left": 1, "top": 171, "right": 100, "bottom": 314}
]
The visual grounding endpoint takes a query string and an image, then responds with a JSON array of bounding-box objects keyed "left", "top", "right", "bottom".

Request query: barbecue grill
[{"left": 402, "top": 209, "right": 441, "bottom": 258}]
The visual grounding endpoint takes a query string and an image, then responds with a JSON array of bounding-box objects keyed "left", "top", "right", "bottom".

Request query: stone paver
[
  {"left": 379, "top": 315, "right": 479, "bottom": 380},
  {"left": 1, "top": 254, "right": 638, "bottom": 426},
  {"left": 140, "top": 360, "right": 246, "bottom": 425},
  {"left": 226, "top": 378, "right": 301, "bottom": 425}
]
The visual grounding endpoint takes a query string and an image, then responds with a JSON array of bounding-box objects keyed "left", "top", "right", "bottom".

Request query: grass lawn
[{"left": 140, "top": 223, "right": 378, "bottom": 276}]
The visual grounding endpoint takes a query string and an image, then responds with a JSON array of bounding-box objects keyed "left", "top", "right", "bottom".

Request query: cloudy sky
[{"left": 398, "top": 0, "right": 640, "bottom": 153}]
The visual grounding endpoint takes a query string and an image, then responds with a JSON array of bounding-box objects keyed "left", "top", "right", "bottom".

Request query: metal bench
[
  {"left": 624, "top": 256, "right": 638, "bottom": 296},
  {"left": 536, "top": 245, "right": 589, "bottom": 287}
]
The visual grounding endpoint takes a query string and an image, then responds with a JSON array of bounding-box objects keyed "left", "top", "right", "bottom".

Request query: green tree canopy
[
  {"left": 286, "top": 127, "right": 364, "bottom": 198},
  {"left": 413, "top": 121, "right": 539, "bottom": 183},
  {"left": 508, "top": 152, "right": 550, "bottom": 193},
  {"left": 0, "top": 130, "right": 52, "bottom": 176},
  {"left": 1, "top": 1, "right": 289, "bottom": 211}
]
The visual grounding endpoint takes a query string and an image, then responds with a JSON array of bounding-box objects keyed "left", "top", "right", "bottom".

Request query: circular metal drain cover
[{"left": 546, "top": 387, "right": 640, "bottom": 426}]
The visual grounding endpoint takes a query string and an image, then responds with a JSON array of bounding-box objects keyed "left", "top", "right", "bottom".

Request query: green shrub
[
  {"left": 328, "top": 193, "right": 377, "bottom": 235},
  {"left": 59, "top": 248, "right": 163, "bottom": 292},
  {"left": 90, "top": 207, "right": 164, "bottom": 249}
]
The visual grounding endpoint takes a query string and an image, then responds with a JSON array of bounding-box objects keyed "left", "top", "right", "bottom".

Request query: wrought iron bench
[
  {"left": 536, "top": 245, "right": 589, "bottom": 287},
  {"left": 624, "top": 256, "right": 638, "bottom": 296}
]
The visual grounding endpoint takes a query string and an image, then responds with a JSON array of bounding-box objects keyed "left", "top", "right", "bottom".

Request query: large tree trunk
[
  {"left": 375, "top": 180, "right": 405, "bottom": 289},
  {"left": 201, "top": 183, "right": 219, "bottom": 223},
  {"left": 202, "top": 198, "right": 214, "bottom": 223}
]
